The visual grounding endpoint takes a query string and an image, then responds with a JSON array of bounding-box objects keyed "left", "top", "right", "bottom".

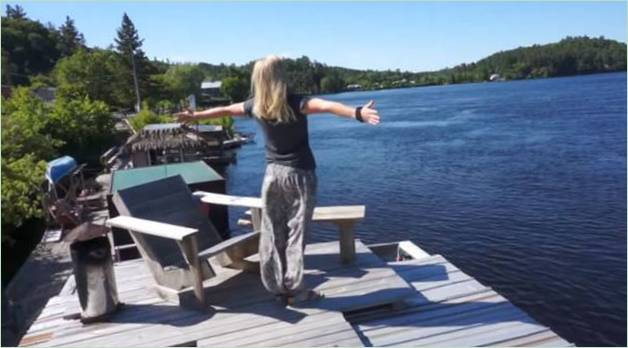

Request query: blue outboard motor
[{"left": 46, "top": 156, "right": 77, "bottom": 184}]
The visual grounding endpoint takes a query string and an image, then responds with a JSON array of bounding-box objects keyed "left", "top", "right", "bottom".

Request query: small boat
[{"left": 223, "top": 132, "right": 256, "bottom": 149}]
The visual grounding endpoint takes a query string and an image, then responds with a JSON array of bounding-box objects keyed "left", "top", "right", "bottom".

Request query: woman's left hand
[
  {"left": 174, "top": 110, "right": 195, "bottom": 123},
  {"left": 361, "top": 100, "right": 380, "bottom": 125}
]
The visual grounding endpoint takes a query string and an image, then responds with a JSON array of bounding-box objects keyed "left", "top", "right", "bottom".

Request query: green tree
[
  {"left": 1, "top": 87, "right": 60, "bottom": 237},
  {"left": 1, "top": 155, "right": 47, "bottom": 231},
  {"left": 6, "top": 85, "right": 116, "bottom": 165},
  {"left": 58, "top": 16, "right": 85, "bottom": 57},
  {"left": 155, "top": 99, "right": 175, "bottom": 114},
  {"left": 48, "top": 97, "right": 116, "bottom": 163},
  {"left": 1, "top": 87, "right": 118, "bottom": 238},
  {"left": 1, "top": 48, "right": 10, "bottom": 85},
  {"left": 128, "top": 104, "right": 170, "bottom": 131},
  {"left": 1, "top": 87, "right": 61, "bottom": 160},
  {"left": 53, "top": 48, "right": 124, "bottom": 107},
  {"left": 283, "top": 56, "right": 318, "bottom": 93},
  {"left": 320, "top": 74, "right": 345, "bottom": 93},
  {"left": 5, "top": 4, "right": 26, "bottom": 20},
  {"left": 1, "top": 14, "right": 61, "bottom": 85},
  {"left": 220, "top": 76, "right": 249, "bottom": 102},
  {"left": 29, "top": 74, "right": 55, "bottom": 88},
  {"left": 161, "top": 64, "right": 205, "bottom": 100}
]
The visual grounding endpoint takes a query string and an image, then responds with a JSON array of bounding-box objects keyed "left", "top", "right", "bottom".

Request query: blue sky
[{"left": 5, "top": 2, "right": 626, "bottom": 72}]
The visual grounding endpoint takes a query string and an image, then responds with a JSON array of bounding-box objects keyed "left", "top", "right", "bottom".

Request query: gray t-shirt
[{"left": 243, "top": 94, "right": 316, "bottom": 170}]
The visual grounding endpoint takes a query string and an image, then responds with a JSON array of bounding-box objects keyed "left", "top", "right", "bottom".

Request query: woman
[{"left": 176, "top": 55, "right": 380, "bottom": 305}]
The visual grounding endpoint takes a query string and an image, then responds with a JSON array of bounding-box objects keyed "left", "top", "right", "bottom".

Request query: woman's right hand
[
  {"left": 174, "top": 110, "right": 195, "bottom": 123},
  {"left": 361, "top": 100, "right": 380, "bottom": 125}
]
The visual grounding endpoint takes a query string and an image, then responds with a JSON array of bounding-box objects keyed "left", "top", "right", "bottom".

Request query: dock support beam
[{"left": 336, "top": 220, "right": 356, "bottom": 264}]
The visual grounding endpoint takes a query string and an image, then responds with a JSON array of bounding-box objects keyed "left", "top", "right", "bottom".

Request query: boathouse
[{"left": 123, "top": 123, "right": 229, "bottom": 168}]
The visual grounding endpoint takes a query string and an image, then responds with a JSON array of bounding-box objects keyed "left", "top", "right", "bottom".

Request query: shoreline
[{"left": 322, "top": 70, "right": 627, "bottom": 96}]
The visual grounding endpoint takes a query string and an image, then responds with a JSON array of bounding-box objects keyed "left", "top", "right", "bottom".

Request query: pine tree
[
  {"left": 115, "top": 13, "right": 144, "bottom": 58},
  {"left": 115, "top": 13, "right": 144, "bottom": 112},
  {"left": 6, "top": 5, "right": 26, "bottom": 20},
  {"left": 58, "top": 16, "right": 85, "bottom": 57}
]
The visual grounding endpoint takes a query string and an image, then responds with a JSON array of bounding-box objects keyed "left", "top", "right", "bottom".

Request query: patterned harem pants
[{"left": 259, "top": 163, "right": 317, "bottom": 296}]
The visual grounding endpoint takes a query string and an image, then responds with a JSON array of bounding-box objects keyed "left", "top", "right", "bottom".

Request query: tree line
[
  {"left": 5, "top": 5, "right": 625, "bottom": 106},
  {"left": 440, "top": 36, "right": 627, "bottom": 84},
  {"left": 1, "top": 5, "right": 626, "bottom": 246}
]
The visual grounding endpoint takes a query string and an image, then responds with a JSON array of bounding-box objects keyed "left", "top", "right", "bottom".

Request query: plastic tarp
[{"left": 46, "top": 156, "right": 77, "bottom": 183}]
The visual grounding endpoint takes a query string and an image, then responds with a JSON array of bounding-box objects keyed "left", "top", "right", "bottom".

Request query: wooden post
[
  {"left": 69, "top": 234, "right": 120, "bottom": 322},
  {"left": 250, "top": 208, "right": 262, "bottom": 232},
  {"left": 177, "top": 235, "right": 205, "bottom": 308},
  {"left": 336, "top": 220, "right": 356, "bottom": 264}
]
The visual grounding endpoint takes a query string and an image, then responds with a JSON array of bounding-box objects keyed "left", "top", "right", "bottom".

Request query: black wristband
[{"left": 355, "top": 106, "right": 364, "bottom": 122}]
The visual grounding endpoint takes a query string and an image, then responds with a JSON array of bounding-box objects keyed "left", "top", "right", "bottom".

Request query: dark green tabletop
[{"left": 111, "top": 161, "right": 224, "bottom": 193}]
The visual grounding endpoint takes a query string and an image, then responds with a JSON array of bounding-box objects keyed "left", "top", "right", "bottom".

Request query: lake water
[{"left": 224, "top": 72, "right": 627, "bottom": 346}]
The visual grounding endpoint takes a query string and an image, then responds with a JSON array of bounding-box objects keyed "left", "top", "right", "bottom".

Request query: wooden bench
[{"left": 194, "top": 191, "right": 365, "bottom": 264}]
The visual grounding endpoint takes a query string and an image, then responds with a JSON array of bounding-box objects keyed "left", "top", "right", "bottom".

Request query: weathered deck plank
[
  {"left": 355, "top": 256, "right": 572, "bottom": 347},
  {"left": 196, "top": 310, "right": 359, "bottom": 347}
]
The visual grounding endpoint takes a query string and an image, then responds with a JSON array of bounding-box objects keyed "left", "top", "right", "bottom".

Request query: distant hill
[
  {"left": 320, "top": 36, "right": 627, "bottom": 90},
  {"left": 440, "top": 36, "right": 627, "bottom": 84},
  {"left": 163, "top": 36, "right": 627, "bottom": 94}
]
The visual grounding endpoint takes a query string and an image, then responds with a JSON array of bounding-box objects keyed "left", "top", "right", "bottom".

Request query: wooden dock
[
  {"left": 18, "top": 240, "right": 572, "bottom": 347},
  {"left": 352, "top": 255, "right": 573, "bottom": 346}
]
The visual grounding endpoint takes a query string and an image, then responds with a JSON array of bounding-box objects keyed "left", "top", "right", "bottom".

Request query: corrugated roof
[{"left": 124, "top": 123, "right": 221, "bottom": 152}]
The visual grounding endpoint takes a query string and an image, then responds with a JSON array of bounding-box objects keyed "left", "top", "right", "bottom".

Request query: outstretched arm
[
  {"left": 302, "top": 98, "right": 380, "bottom": 125},
  {"left": 175, "top": 102, "right": 246, "bottom": 123}
]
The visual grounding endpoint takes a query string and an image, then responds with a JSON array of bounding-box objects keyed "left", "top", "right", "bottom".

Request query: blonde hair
[{"left": 250, "top": 55, "right": 296, "bottom": 123}]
